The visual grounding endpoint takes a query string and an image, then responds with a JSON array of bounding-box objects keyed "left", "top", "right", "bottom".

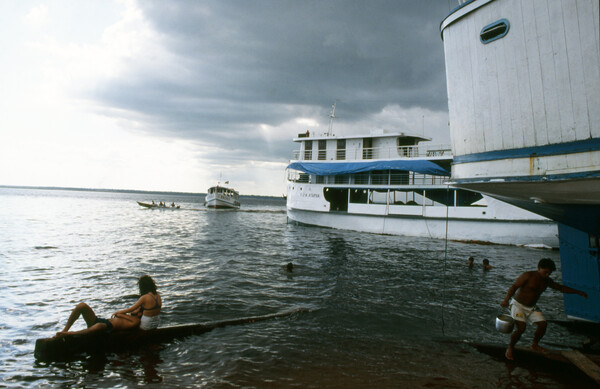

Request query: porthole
[{"left": 480, "top": 19, "right": 509, "bottom": 44}]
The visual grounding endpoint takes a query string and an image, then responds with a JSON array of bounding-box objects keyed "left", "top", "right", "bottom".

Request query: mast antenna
[{"left": 327, "top": 100, "right": 337, "bottom": 136}]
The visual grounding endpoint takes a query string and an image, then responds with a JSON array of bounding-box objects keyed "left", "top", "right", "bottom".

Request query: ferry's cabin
[
  {"left": 208, "top": 187, "right": 238, "bottom": 197},
  {"left": 292, "top": 131, "right": 450, "bottom": 162}
]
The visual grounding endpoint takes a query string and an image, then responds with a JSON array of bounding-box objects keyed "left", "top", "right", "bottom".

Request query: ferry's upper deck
[{"left": 291, "top": 129, "right": 451, "bottom": 162}]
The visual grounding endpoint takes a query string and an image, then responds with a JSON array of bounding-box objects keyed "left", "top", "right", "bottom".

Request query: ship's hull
[
  {"left": 287, "top": 183, "right": 558, "bottom": 247},
  {"left": 204, "top": 197, "right": 240, "bottom": 209},
  {"left": 287, "top": 207, "right": 557, "bottom": 247},
  {"left": 441, "top": 0, "right": 600, "bottom": 321}
]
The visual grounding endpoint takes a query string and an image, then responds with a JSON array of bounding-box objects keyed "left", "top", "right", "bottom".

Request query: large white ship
[
  {"left": 286, "top": 123, "right": 558, "bottom": 247},
  {"left": 440, "top": 0, "right": 599, "bottom": 321}
]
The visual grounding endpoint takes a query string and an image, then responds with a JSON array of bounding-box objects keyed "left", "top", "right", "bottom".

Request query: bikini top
[{"left": 140, "top": 293, "right": 161, "bottom": 314}]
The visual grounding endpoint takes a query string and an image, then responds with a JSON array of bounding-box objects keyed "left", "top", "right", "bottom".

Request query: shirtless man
[{"left": 500, "top": 258, "right": 588, "bottom": 360}]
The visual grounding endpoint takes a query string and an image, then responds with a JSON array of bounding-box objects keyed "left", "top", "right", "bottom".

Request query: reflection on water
[{"left": 0, "top": 188, "right": 596, "bottom": 388}]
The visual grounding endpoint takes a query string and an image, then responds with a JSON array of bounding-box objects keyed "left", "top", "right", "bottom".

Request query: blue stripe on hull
[{"left": 453, "top": 138, "right": 600, "bottom": 164}]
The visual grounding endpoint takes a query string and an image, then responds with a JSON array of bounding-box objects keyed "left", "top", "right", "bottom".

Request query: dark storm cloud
[{"left": 91, "top": 0, "right": 452, "bottom": 161}]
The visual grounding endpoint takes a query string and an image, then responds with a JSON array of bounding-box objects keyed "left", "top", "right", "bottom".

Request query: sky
[{"left": 0, "top": 1, "right": 456, "bottom": 196}]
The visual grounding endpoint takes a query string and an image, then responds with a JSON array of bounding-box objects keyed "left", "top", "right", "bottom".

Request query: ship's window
[
  {"left": 336, "top": 139, "right": 346, "bottom": 160},
  {"left": 363, "top": 138, "right": 373, "bottom": 160},
  {"left": 390, "top": 171, "right": 409, "bottom": 185},
  {"left": 304, "top": 141, "right": 313, "bottom": 160},
  {"left": 480, "top": 19, "right": 509, "bottom": 44},
  {"left": 318, "top": 140, "right": 327, "bottom": 160},
  {"left": 334, "top": 175, "right": 349, "bottom": 184},
  {"left": 423, "top": 189, "right": 454, "bottom": 206},
  {"left": 390, "top": 190, "right": 423, "bottom": 206},
  {"left": 298, "top": 173, "right": 310, "bottom": 183},
  {"left": 456, "top": 190, "right": 483, "bottom": 206},
  {"left": 370, "top": 189, "right": 388, "bottom": 204},
  {"left": 371, "top": 170, "right": 388, "bottom": 185},
  {"left": 589, "top": 235, "right": 599, "bottom": 249},
  {"left": 349, "top": 189, "right": 368, "bottom": 204},
  {"left": 316, "top": 175, "right": 325, "bottom": 184},
  {"left": 354, "top": 173, "right": 369, "bottom": 185}
]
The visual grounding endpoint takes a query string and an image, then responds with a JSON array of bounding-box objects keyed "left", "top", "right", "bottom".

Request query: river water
[{"left": 0, "top": 187, "right": 596, "bottom": 388}]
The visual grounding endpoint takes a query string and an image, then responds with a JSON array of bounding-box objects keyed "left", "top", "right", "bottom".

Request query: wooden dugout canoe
[
  {"left": 470, "top": 342, "right": 600, "bottom": 385},
  {"left": 35, "top": 307, "right": 309, "bottom": 362}
]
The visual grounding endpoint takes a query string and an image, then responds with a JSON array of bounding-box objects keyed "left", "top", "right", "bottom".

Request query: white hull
[
  {"left": 440, "top": 0, "right": 600, "bottom": 322},
  {"left": 440, "top": 0, "right": 600, "bottom": 208},
  {"left": 287, "top": 207, "right": 557, "bottom": 247},
  {"left": 287, "top": 184, "right": 557, "bottom": 247},
  {"left": 204, "top": 185, "right": 240, "bottom": 209},
  {"left": 204, "top": 197, "right": 240, "bottom": 209}
]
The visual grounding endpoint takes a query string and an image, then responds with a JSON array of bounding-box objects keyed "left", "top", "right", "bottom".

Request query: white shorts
[
  {"left": 510, "top": 299, "right": 545, "bottom": 324},
  {"left": 140, "top": 315, "right": 160, "bottom": 330}
]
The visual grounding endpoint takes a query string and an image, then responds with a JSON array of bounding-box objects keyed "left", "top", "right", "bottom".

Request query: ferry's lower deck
[{"left": 286, "top": 170, "right": 558, "bottom": 247}]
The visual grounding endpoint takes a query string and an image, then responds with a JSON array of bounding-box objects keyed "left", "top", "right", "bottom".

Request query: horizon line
[{"left": 0, "top": 185, "right": 284, "bottom": 199}]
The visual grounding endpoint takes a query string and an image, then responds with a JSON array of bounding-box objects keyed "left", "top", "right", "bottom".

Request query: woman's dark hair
[
  {"left": 538, "top": 258, "right": 556, "bottom": 271},
  {"left": 138, "top": 275, "right": 157, "bottom": 295}
]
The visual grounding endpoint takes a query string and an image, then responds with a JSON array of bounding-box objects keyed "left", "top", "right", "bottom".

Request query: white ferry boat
[
  {"left": 286, "top": 126, "right": 558, "bottom": 247},
  {"left": 204, "top": 185, "right": 240, "bottom": 209},
  {"left": 440, "top": 0, "right": 599, "bottom": 321}
]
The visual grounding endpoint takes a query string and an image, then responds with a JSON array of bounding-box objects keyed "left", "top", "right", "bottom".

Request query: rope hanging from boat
[{"left": 441, "top": 184, "right": 450, "bottom": 337}]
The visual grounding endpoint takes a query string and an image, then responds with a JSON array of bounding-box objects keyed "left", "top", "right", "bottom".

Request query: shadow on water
[{"left": 35, "top": 345, "right": 164, "bottom": 387}]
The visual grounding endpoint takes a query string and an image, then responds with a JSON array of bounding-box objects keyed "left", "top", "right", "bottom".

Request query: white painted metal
[
  {"left": 440, "top": 0, "right": 600, "bottom": 206},
  {"left": 442, "top": 0, "right": 600, "bottom": 156}
]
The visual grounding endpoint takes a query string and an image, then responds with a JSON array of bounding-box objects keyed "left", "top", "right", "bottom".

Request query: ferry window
[
  {"left": 334, "top": 175, "right": 349, "bottom": 184},
  {"left": 336, "top": 139, "right": 346, "bottom": 160},
  {"left": 456, "top": 190, "right": 483, "bottom": 206},
  {"left": 318, "top": 140, "right": 327, "bottom": 160},
  {"left": 363, "top": 138, "right": 373, "bottom": 159},
  {"left": 589, "top": 235, "right": 599, "bottom": 249},
  {"left": 390, "top": 171, "right": 409, "bottom": 185},
  {"left": 424, "top": 189, "right": 454, "bottom": 206},
  {"left": 480, "top": 19, "right": 509, "bottom": 44},
  {"left": 370, "top": 190, "right": 388, "bottom": 204},
  {"left": 397, "top": 137, "right": 415, "bottom": 157},
  {"left": 350, "top": 189, "right": 368, "bottom": 204},
  {"left": 316, "top": 175, "right": 325, "bottom": 184},
  {"left": 371, "top": 170, "right": 388, "bottom": 185},
  {"left": 354, "top": 173, "right": 369, "bottom": 185},
  {"left": 298, "top": 173, "right": 310, "bottom": 183},
  {"left": 304, "top": 141, "right": 313, "bottom": 160}
]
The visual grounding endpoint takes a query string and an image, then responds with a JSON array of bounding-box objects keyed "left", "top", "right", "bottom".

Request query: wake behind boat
[{"left": 204, "top": 185, "right": 240, "bottom": 209}]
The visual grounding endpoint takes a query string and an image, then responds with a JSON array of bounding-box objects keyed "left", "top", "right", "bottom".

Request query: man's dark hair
[
  {"left": 138, "top": 275, "right": 157, "bottom": 295},
  {"left": 538, "top": 258, "right": 556, "bottom": 271}
]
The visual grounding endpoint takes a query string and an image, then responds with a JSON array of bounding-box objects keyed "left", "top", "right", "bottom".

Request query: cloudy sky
[{"left": 1, "top": 1, "right": 455, "bottom": 196}]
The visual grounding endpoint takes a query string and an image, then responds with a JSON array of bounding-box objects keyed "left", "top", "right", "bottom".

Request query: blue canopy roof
[{"left": 287, "top": 160, "right": 450, "bottom": 176}]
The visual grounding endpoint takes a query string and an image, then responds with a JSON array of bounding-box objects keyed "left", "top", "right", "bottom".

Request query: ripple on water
[{"left": 1, "top": 188, "right": 592, "bottom": 388}]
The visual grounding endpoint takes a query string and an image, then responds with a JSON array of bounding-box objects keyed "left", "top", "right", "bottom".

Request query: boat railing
[
  {"left": 291, "top": 144, "right": 451, "bottom": 161},
  {"left": 287, "top": 171, "right": 448, "bottom": 186}
]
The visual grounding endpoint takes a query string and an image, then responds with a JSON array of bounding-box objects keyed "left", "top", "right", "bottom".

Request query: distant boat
[
  {"left": 204, "top": 185, "right": 240, "bottom": 209},
  {"left": 137, "top": 201, "right": 180, "bottom": 209}
]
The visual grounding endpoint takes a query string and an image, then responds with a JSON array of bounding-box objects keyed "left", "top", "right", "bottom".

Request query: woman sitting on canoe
[
  {"left": 115, "top": 274, "right": 162, "bottom": 330},
  {"left": 55, "top": 275, "right": 161, "bottom": 336}
]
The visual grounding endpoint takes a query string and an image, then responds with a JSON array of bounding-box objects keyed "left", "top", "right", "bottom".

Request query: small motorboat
[{"left": 137, "top": 202, "right": 180, "bottom": 209}]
